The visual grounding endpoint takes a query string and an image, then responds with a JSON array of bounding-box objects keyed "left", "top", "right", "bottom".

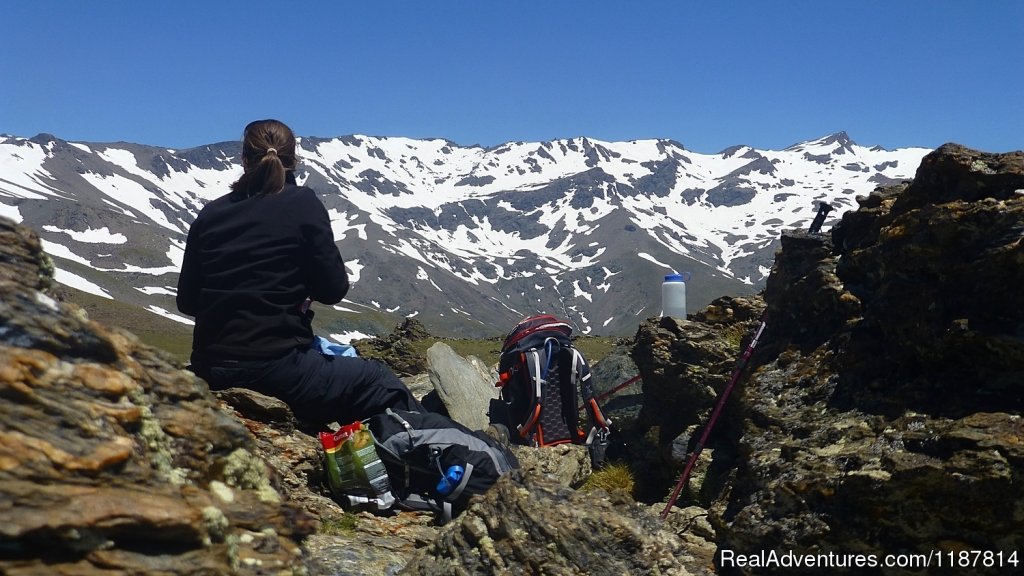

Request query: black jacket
[{"left": 177, "top": 184, "right": 349, "bottom": 359}]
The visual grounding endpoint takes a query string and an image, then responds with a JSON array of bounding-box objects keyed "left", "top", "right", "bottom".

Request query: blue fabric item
[{"left": 313, "top": 335, "right": 359, "bottom": 357}]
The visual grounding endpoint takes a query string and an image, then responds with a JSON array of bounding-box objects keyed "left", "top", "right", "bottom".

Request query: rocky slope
[{"left": 712, "top": 144, "right": 1023, "bottom": 571}]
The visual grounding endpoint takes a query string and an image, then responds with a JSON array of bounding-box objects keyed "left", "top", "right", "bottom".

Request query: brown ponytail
[{"left": 230, "top": 119, "right": 297, "bottom": 197}]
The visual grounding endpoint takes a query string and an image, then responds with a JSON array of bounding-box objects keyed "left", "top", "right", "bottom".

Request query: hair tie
[{"left": 266, "top": 147, "right": 278, "bottom": 155}]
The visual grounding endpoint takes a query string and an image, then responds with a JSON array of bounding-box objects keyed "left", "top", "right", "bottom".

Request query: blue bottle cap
[
  {"left": 664, "top": 273, "right": 684, "bottom": 282},
  {"left": 436, "top": 465, "right": 465, "bottom": 496},
  {"left": 447, "top": 465, "right": 464, "bottom": 482}
]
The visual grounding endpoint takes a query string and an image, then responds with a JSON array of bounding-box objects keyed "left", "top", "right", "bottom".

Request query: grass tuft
[{"left": 580, "top": 462, "right": 636, "bottom": 497}]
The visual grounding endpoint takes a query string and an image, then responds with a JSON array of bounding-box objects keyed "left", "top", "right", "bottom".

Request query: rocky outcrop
[
  {"left": 618, "top": 144, "right": 1023, "bottom": 573},
  {"left": 401, "top": 472, "right": 715, "bottom": 576},
  {"left": 352, "top": 318, "right": 431, "bottom": 376},
  {"left": 510, "top": 443, "right": 593, "bottom": 488},
  {"left": 632, "top": 296, "right": 766, "bottom": 447},
  {"left": 757, "top": 230, "right": 859, "bottom": 360},
  {"left": 0, "top": 218, "right": 315, "bottom": 575},
  {"left": 589, "top": 342, "right": 644, "bottom": 427},
  {"left": 710, "top": 144, "right": 1024, "bottom": 572},
  {"left": 831, "top": 145, "right": 1024, "bottom": 415},
  {"left": 624, "top": 296, "right": 765, "bottom": 503}
]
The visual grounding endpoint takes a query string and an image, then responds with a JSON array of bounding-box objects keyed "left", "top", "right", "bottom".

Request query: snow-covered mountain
[{"left": 0, "top": 130, "right": 930, "bottom": 338}]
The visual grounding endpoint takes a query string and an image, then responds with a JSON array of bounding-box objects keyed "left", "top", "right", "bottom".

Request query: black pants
[{"left": 194, "top": 346, "right": 423, "bottom": 426}]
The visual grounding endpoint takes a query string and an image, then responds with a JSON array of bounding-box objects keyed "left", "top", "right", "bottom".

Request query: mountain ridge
[{"left": 0, "top": 130, "right": 931, "bottom": 338}]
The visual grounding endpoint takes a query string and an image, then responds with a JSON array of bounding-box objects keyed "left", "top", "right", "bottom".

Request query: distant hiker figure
[{"left": 177, "top": 119, "right": 422, "bottom": 426}]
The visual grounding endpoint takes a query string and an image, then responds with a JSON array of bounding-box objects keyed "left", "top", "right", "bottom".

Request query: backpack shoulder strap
[
  {"left": 515, "top": 347, "right": 546, "bottom": 440},
  {"left": 568, "top": 345, "right": 612, "bottom": 467}
]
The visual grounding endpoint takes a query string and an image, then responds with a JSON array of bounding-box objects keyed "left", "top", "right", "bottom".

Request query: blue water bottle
[{"left": 436, "top": 465, "right": 465, "bottom": 496}]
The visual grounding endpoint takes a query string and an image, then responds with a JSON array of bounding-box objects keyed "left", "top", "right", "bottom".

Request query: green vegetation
[
  {"left": 58, "top": 286, "right": 622, "bottom": 367},
  {"left": 570, "top": 336, "right": 619, "bottom": 365},
  {"left": 722, "top": 324, "right": 747, "bottom": 350},
  {"left": 387, "top": 334, "right": 618, "bottom": 365},
  {"left": 319, "top": 513, "right": 359, "bottom": 535},
  {"left": 407, "top": 336, "right": 503, "bottom": 362}
]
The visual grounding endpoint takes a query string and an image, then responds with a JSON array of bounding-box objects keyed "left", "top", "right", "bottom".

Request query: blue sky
[{"left": 4, "top": 1, "right": 1021, "bottom": 153}]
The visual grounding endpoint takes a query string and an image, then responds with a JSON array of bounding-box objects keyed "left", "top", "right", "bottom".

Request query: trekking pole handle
[
  {"left": 808, "top": 202, "right": 833, "bottom": 234},
  {"left": 740, "top": 321, "right": 767, "bottom": 363}
]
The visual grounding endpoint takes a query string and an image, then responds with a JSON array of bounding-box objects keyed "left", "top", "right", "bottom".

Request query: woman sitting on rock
[{"left": 177, "top": 119, "right": 422, "bottom": 426}]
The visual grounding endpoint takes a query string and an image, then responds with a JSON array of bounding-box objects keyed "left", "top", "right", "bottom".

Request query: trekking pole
[
  {"left": 659, "top": 201, "right": 830, "bottom": 519},
  {"left": 659, "top": 316, "right": 766, "bottom": 519},
  {"left": 579, "top": 374, "right": 642, "bottom": 413}
]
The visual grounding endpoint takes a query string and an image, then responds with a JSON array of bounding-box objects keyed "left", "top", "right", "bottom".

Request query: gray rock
[
  {"left": 304, "top": 513, "right": 439, "bottom": 576},
  {"left": 590, "top": 344, "right": 643, "bottom": 427},
  {"left": 400, "top": 372, "right": 434, "bottom": 402},
  {"left": 510, "top": 443, "right": 592, "bottom": 488},
  {"left": 426, "top": 342, "right": 498, "bottom": 430},
  {"left": 660, "top": 504, "right": 719, "bottom": 556}
]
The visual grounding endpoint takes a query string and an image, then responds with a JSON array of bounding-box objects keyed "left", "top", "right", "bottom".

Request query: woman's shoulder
[
  {"left": 279, "top": 184, "right": 320, "bottom": 202},
  {"left": 192, "top": 191, "right": 236, "bottom": 221},
  {"left": 279, "top": 185, "right": 329, "bottom": 214}
]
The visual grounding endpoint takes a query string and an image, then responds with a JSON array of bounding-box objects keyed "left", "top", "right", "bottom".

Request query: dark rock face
[
  {"left": 832, "top": 144, "right": 1024, "bottom": 416},
  {"left": 0, "top": 220, "right": 117, "bottom": 363},
  {"left": 709, "top": 144, "right": 1024, "bottom": 571},
  {"left": 759, "top": 231, "right": 860, "bottom": 359},
  {"left": 589, "top": 342, "right": 644, "bottom": 427},
  {"left": 0, "top": 219, "right": 315, "bottom": 574}
]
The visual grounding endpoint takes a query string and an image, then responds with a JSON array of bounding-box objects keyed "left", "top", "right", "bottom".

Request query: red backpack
[{"left": 496, "top": 314, "right": 610, "bottom": 466}]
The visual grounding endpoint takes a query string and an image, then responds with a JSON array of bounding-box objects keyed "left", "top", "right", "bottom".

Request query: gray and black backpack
[{"left": 321, "top": 409, "right": 518, "bottom": 522}]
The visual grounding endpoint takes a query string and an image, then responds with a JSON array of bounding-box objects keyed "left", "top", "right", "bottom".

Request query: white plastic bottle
[{"left": 661, "top": 272, "right": 690, "bottom": 318}]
